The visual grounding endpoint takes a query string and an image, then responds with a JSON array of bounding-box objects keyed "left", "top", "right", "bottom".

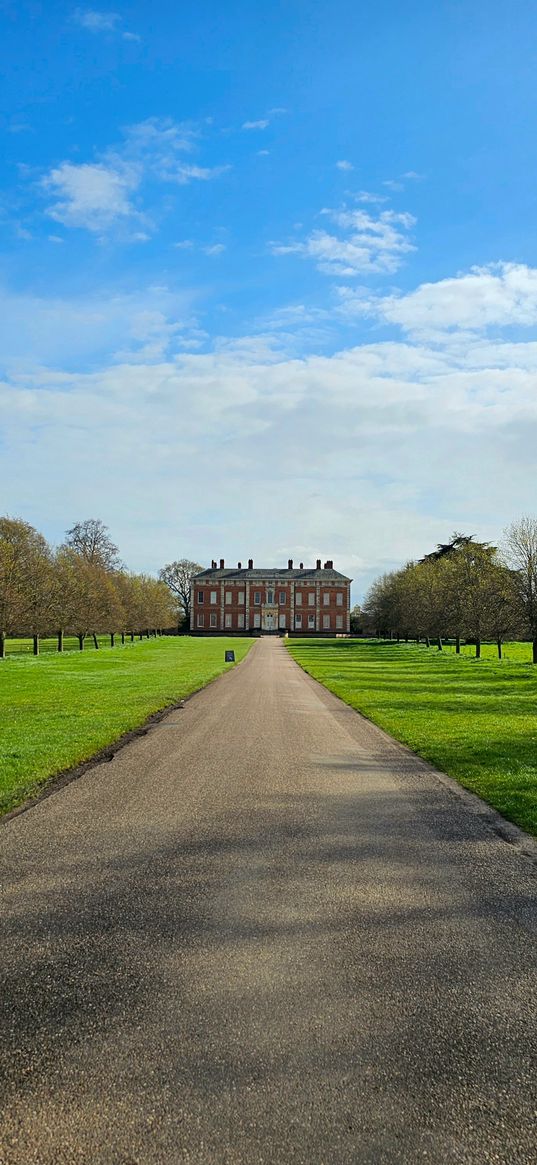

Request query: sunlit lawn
[
  {"left": 287, "top": 638, "right": 537, "bottom": 837},
  {"left": 0, "top": 636, "right": 253, "bottom": 815}
]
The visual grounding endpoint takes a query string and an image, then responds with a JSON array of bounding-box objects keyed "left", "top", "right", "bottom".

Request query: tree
[
  {"left": 349, "top": 604, "right": 363, "bottom": 634},
  {"left": 0, "top": 518, "right": 54, "bottom": 654},
  {"left": 158, "top": 559, "right": 203, "bottom": 626},
  {"left": 503, "top": 516, "right": 537, "bottom": 663},
  {"left": 64, "top": 519, "right": 122, "bottom": 571}
]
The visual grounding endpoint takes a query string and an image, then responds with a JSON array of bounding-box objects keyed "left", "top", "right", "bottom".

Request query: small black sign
[{"left": 225, "top": 650, "right": 235, "bottom": 663}]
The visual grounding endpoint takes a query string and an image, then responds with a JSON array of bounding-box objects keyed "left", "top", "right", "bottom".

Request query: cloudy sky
[{"left": 2, "top": 1, "right": 537, "bottom": 598}]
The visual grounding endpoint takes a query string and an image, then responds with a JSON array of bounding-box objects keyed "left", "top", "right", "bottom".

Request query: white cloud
[
  {"left": 339, "top": 263, "right": 537, "bottom": 337},
  {"left": 73, "top": 8, "right": 140, "bottom": 38},
  {"left": 73, "top": 9, "right": 120, "bottom": 32},
  {"left": 203, "top": 243, "right": 226, "bottom": 256},
  {"left": 40, "top": 118, "right": 229, "bottom": 234},
  {"left": 242, "top": 119, "right": 270, "bottom": 130},
  {"left": 170, "top": 163, "right": 230, "bottom": 185},
  {"left": 271, "top": 206, "right": 416, "bottom": 276},
  {"left": 42, "top": 161, "right": 139, "bottom": 232},
  {"left": 2, "top": 270, "right": 537, "bottom": 591},
  {"left": 336, "top": 160, "right": 353, "bottom": 171}
]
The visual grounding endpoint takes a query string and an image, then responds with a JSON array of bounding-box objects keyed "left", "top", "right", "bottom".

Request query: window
[
  {"left": 225, "top": 591, "right": 232, "bottom": 605},
  {"left": 210, "top": 612, "right": 217, "bottom": 628},
  {"left": 197, "top": 590, "right": 204, "bottom": 604},
  {"left": 308, "top": 614, "right": 315, "bottom": 629},
  {"left": 253, "top": 612, "right": 261, "bottom": 628},
  {"left": 308, "top": 592, "right": 315, "bottom": 607},
  {"left": 237, "top": 613, "right": 245, "bottom": 629},
  {"left": 295, "top": 614, "right": 302, "bottom": 629},
  {"left": 279, "top": 614, "right": 286, "bottom": 629},
  {"left": 267, "top": 589, "right": 274, "bottom": 604},
  {"left": 323, "top": 614, "right": 330, "bottom": 630},
  {"left": 295, "top": 592, "right": 302, "bottom": 606},
  {"left": 279, "top": 591, "right": 286, "bottom": 605},
  {"left": 336, "top": 615, "right": 343, "bottom": 630},
  {"left": 238, "top": 591, "right": 245, "bottom": 605},
  {"left": 225, "top": 613, "right": 232, "bottom": 628},
  {"left": 254, "top": 591, "right": 261, "bottom": 605},
  {"left": 210, "top": 590, "right": 217, "bottom": 604},
  {"left": 323, "top": 592, "right": 330, "bottom": 606},
  {"left": 197, "top": 613, "right": 204, "bottom": 627},
  {"left": 336, "top": 592, "right": 343, "bottom": 606}
]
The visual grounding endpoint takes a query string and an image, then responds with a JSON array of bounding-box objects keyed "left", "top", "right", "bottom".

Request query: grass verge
[
  {"left": 0, "top": 636, "right": 253, "bottom": 816},
  {"left": 287, "top": 638, "right": 537, "bottom": 837}
]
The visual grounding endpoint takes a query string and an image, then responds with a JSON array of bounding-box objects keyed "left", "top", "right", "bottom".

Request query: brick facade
[{"left": 191, "top": 558, "right": 352, "bottom": 635}]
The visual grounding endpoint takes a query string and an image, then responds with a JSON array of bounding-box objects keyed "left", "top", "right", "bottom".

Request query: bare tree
[
  {"left": 64, "top": 519, "right": 122, "bottom": 571},
  {"left": 158, "top": 559, "right": 203, "bottom": 626},
  {"left": 503, "top": 516, "right": 537, "bottom": 663}
]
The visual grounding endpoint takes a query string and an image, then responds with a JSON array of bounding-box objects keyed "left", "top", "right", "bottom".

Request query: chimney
[
  {"left": 219, "top": 558, "right": 224, "bottom": 569},
  {"left": 288, "top": 558, "right": 293, "bottom": 569},
  {"left": 238, "top": 561, "right": 242, "bottom": 569},
  {"left": 316, "top": 558, "right": 321, "bottom": 569},
  {"left": 248, "top": 558, "right": 253, "bottom": 569},
  {"left": 299, "top": 562, "right": 304, "bottom": 569}
]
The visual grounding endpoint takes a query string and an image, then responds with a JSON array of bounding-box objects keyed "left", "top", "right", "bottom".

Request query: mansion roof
[{"left": 194, "top": 564, "right": 351, "bottom": 583}]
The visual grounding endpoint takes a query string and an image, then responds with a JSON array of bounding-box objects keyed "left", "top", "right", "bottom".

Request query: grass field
[
  {"left": 4, "top": 634, "right": 141, "bottom": 656},
  {"left": 0, "top": 636, "right": 253, "bottom": 816},
  {"left": 287, "top": 638, "right": 537, "bottom": 837}
]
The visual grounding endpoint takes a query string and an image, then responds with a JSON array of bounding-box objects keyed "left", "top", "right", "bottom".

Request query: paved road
[{"left": 1, "top": 638, "right": 537, "bottom": 1164}]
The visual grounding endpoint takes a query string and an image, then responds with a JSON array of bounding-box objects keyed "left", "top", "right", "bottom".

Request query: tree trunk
[
  {"left": 497, "top": 637, "right": 502, "bottom": 660},
  {"left": 425, "top": 636, "right": 430, "bottom": 648},
  {"left": 437, "top": 636, "right": 443, "bottom": 651},
  {"left": 78, "top": 634, "right": 84, "bottom": 651},
  {"left": 131, "top": 632, "right": 135, "bottom": 643},
  {"left": 139, "top": 632, "right": 143, "bottom": 641},
  {"left": 416, "top": 635, "right": 420, "bottom": 644},
  {"left": 33, "top": 634, "right": 39, "bottom": 656},
  {"left": 475, "top": 637, "right": 481, "bottom": 659},
  {"left": 121, "top": 632, "right": 125, "bottom": 645},
  {"left": 110, "top": 633, "right": 115, "bottom": 647},
  {"left": 92, "top": 632, "right": 99, "bottom": 650},
  {"left": 533, "top": 637, "right": 537, "bottom": 664},
  {"left": 57, "top": 629, "right": 64, "bottom": 653},
  {"left": 405, "top": 633, "right": 409, "bottom": 643},
  {"left": 146, "top": 629, "right": 150, "bottom": 639},
  {"left": 455, "top": 636, "right": 461, "bottom": 654},
  {"left": 0, "top": 631, "right": 5, "bottom": 659}
]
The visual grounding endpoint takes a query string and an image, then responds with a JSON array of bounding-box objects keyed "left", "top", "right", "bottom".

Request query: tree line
[
  {"left": 0, "top": 517, "right": 179, "bottom": 656},
  {"left": 362, "top": 517, "right": 537, "bottom": 663}
]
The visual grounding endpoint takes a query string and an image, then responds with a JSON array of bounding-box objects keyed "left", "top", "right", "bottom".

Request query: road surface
[{"left": 1, "top": 637, "right": 537, "bottom": 1164}]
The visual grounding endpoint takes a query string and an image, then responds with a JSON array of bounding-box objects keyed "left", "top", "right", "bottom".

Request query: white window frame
[
  {"left": 253, "top": 612, "right": 261, "bottom": 628},
  {"left": 238, "top": 591, "right": 245, "bottom": 605},
  {"left": 279, "top": 591, "right": 286, "bottom": 605},
  {"left": 308, "top": 614, "right": 315, "bottom": 629},
  {"left": 237, "top": 613, "right": 245, "bottom": 629},
  {"left": 225, "top": 591, "right": 232, "bottom": 605},
  {"left": 267, "top": 588, "right": 274, "bottom": 604},
  {"left": 210, "top": 612, "right": 217, "bottom": 628},
  {"left": 225, "top": 612, "right": 232, "bottom": 628},
  {"left": 323, "top": 614, "right": 330, "bottom": 630},
  {"left": 308, "top": 592, "right": 315, "bottom": 607},
  {"left": 197, "top": 613, "right": 204, "bottom": 627},
  {"left": 279, "top": 613, "right": 286, "bottom": 629},
  {"left": 295, "top": 592, "right": 302, "bottom": 606},
  {"left": 336, "top": 592, "right": 343, "bottom": 606},
  {"left": 197, "top": 590, "right": 204, "bottom": 604},
  {"left": 254, "top": 591, "right": 261, "bottom": 605},
  {"left": 210, "top": 590, "right": 217, "bottom": 604},
  {"left": 336, "top": 615, "right": 343, "bottom": 629},
  {"left": 295, "top": 614, "right": 302, "bottom": 629},
  {"left": 323, "top": 592, "right": 330, "bottom": 606}
]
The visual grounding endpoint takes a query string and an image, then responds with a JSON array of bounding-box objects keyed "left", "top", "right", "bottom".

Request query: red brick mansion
[{"left": 191, "top": 558, "right": 352, "bottom": 635}]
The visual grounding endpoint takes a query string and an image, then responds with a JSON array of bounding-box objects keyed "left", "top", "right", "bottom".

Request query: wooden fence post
[
  {"left": 0, "top": 631, "right": 5, "bottom": 659},
  {"left": 33, "top": 634, "right": 39, "bottom": 656},
  {"left": 58, "top": 629, "right": 64, "bottom": 653}
]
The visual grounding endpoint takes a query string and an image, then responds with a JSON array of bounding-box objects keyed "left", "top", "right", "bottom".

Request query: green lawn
[
  {"left": 287, "top": 638, "right": 537, "bottom": 837},
  {"left": 0, "top": 636, "right": 253, "bottom": 815}
]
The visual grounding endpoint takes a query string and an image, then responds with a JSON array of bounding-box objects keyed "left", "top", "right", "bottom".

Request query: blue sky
[{"left": 2, "top": 1, "right": 537, "bottom": 597}]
